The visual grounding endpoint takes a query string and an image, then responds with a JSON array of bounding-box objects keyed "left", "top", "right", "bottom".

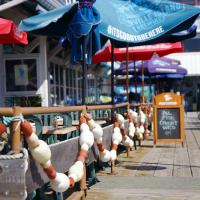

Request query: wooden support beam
[
  {"left": 0, "top": 0, "right": 27, "bottom": 11},
  {"left": 93, "top": 65, "right": 104, "bottom": 76},
  {"left": 86, "top": 63, "right": 97, "bottom": 74},
  {"left": 24, "top": 37, "right": 40, "bottom": 54},
  {"left": 47, "top": 44, "right": 63, "bottom": 61},
  {"left": 63, "top": 54, "right": 71, "bottom": 66}
]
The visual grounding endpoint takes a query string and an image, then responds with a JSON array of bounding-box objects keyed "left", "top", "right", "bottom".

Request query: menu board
[{"left": 157, "top": 108, "right": 180, "bottom": 139}]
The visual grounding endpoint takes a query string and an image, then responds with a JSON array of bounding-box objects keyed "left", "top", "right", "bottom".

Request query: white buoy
[
  {"left": 119, "top": 123, "right": 125, "bottom": 129},
  {"left": 68, "top": 165, "right": 84, "bottom": 182},
  {"left": 129, "top": 140, "right": 134, "bottom": 147},
  {"left": 112, "top": 131, "right": 122, "bottom": 143},
  {"left": 135, "top": 127, "right": 140, "bottom": 136},
  {"left": 113, "top": 113, "right": 125, "bottom": 125},
  {"left": 110, "top": 150, "right": 117, "bottom": 161},
  {"left": 114, "top": 127, "right": 120, "bottom": 133},
  {"left": 99, "top": 149, "right": 111, "bottom": 162},
  {"left": 41, "top": 160, "right": 51, "bottom": 169},
  {"left": 140, "top": 126, "right": 145, "bottom": 134},
  {"left": 80, "top": 123, "right": 90, "bottom": 132},
  {"left": 81, "top": 143, "right": 89, "bottom": 151},
  {"left": 137, "top": 133, "right": 143, "bottom": 140},
  {"left": 79, "top": 130, "right": 94, "bottom": 148},
  {"left": 113, "top": 139, "right": 119, "bottom": 145},
  {"left": 129, "top": 126, "right": 135, "bottom": 133},
  {"left": 50, "top": 173, "right": 70, "bottom": 192},
  {"left": 131, "top": 111, "right": 138, "bottom": 120},
  {"left": 87, "top": 119, "right": 96, "bottom": 129},
  {"left": 26, "top": 133, "right": 39, "bottom": 148},
  {"left": 75, "top": 161, "right": 84, "bottom": 169},
  {"left": 95, "top": 137, "right": 103, "bottom": 144},
  {"left": 129, "top": 131, "right": 134, "bottom": 137},
  {"left": 122, "top": 137, "right": 131, "bottom": 146},
  {"left": 29, "top": 140, "right": 51, "bottom": 164},
  {"left": 91, "top": 124, "right": 103, "bottom": 139}
]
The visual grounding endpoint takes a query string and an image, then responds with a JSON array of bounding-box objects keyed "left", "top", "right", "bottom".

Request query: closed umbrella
[
  {"left": 19, "top": 1, "right": 101, "bottom": 105},
  {"left": 19, "top": 0, "right": 200, "bottom": 105},
  {"left": 0, "top": 18, "right": 28, "bottom": 44}
]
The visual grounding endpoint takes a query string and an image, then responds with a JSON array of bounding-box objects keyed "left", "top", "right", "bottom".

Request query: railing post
[
  {"left": 111, "top": 108, "right": 116, "bottom": 174},
  {"left": 127, "top": 103, "right": 130, "bottom": 158},
  {"left": 111, "top": 161, "right": 115, "bottom": 173},
  {"left": 138, "top": 106, "right": 141, "bottom": 146},
  {"left": 149, "top": 104, "right": 152, "bottom": 136},
  {"left": 11, "top": 106, "right": 21, "bottom": 154},
  {"left": 80, "top": 164, "right": 87, "bottom": 200}
]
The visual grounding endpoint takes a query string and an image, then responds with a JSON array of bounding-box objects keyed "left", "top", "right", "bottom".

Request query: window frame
[{"left": 3, "top": 54, "right": 40, "bottom": 96}]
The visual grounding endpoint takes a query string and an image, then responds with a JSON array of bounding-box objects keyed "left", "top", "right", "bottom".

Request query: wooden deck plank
[
  {"left": 116, "top": 147, "right": 151, "bottom": 176},
  {"left": 154, "top": 147, "right": 175, "bottom": 177},
  {"left": 173, "top": 148, "right": 191, "bottom": 177},
  {"left": 184, "top": 118, "right": 200, "bottom": 177},
  {"left": 135, "top": 147, "right": 163, "bottom": 177},
  {"left": 185, "top": 129, "right": 199, "bottom": 150}
]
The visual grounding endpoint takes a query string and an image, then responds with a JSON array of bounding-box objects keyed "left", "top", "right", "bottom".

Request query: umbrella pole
[
  {"left": 150, "top": 74, "right": 152, "bottom": 102},
  {"left": 126, "top": 43, "right": 129, "bottom": 105},
  {"left": 157, "top": 78, "right": 159, "bottom": 95},
  {"left": 111, "top": 39, "right": 114, "bottom": 105},
  {"left": 82, "top": 36, "right": 87, "bottom": 105},
  {"left": 133, "top": 53, "right": 137, "bottom": 102},
  {"left": 142, "top": 60, "right": 144, "bottom": 103},
  {"left": 126, "top": 42, "right": 131, "bottom": 158}
]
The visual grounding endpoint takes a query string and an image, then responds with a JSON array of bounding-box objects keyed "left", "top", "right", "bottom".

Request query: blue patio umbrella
[
  {"left": 19, "top": 1, "right": 101, "bottom": 105},
  {"left": 19, "top": 0, "right": 200, "bottom": 104}
]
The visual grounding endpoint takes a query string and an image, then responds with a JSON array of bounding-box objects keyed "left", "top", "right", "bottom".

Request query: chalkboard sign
[
  {"left": 157, "top": 108, "right": 180, "bottom": 139},
  {"left": 153, "top": 93, "right": 185, "bottom": 148}
]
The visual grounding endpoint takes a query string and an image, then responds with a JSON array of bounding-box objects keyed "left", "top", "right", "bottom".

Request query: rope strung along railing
[{"left": 0, "top": 103, "right": 153, "bottom": 199}]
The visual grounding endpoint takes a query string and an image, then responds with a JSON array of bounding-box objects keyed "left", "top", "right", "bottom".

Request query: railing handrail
[
  {"left": 0, "top": 106, "right": 86, "bottom": 116},
  {"left": 87, "top": 102, "right": 129, "bottom": 111},
  {"left": 130, "top": 103, "right": 153, "bottom": 107},
  {"left": 0, "top": 102, "right": 154, "bottom": 116}
]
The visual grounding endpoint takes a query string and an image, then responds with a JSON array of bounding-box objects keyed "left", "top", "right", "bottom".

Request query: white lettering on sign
[
  {"left": 107, "top": 25, "right": 164, "bottom": 42},
  {"left": 156, "top": 68, "right": 177, "bottom": 72},
  {"left": 159, "top": 102, "right": 177, "bottom": 105},
  {"left": 164, "top": 94, "right": 172, "bottom": 101},
  {"left": 159, "top": 110, "right": 178, "bottom": 134}
]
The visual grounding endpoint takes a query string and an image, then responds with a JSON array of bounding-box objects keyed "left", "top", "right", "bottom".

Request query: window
[
  {"left": 4, "top": 58, "right": 38, "bottom": 93},
  {"left": 50, "top": 62, "right": 80, "bottom": 106},
  {"left": 87, "top": 75, "right": 95, "bottom": 104},
  {"left": 50, "top": 62, "right": 64, "bottom": 106},
  {"left": 182, "top": 34, "right": 200, "bottom": 52},
  {"left": 78, "top": 71, "right": 82, "bottom": 104}
]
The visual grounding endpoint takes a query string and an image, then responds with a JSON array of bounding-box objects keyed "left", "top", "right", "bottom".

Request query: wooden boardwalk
[{"left": 86, "top": 117, "right": 200, "bottom": 200}]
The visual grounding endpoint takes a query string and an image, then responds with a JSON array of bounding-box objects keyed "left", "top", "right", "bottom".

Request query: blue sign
[{"left": 116, "top": 84, "right": 155, "bottom": 102}]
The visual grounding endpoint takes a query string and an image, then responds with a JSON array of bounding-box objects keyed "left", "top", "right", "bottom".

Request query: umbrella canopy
[
  {"left": 92, "top": 42, "right": 182, "bottom": 63},
  {"left": 19, "top": 1, "right": 101, "bottom": 65},
  {"left": 19, "top": 0, "right": 200, "bottom": 56},
  {"left": 18, "top": 0, "right": 200, "bottom": 105},
  {"left": 97, "top": 0, "right": 199, "bottom": 47},
  {"left": 0, "top": 18, "right": 28, "bottom": 44},
  {"left": 114, "top": 55, "right": 187, "bottom": 76},
  {"left": 131, "top": 74, "right": 185, "bottom": 81}
]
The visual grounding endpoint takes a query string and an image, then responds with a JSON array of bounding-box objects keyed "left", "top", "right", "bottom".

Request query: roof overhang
[{"left": 0, "top": 0, "right": 28, "bottom": 12}]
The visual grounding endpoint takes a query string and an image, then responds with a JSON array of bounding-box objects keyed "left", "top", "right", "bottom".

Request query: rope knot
[{"left": 3, "top": 114, "right": 24, "bottom": 132}]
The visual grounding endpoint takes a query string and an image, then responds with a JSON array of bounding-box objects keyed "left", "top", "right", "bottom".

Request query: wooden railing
[{"left": 0, "top": 102, "right": 152, "bottom": 200}]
